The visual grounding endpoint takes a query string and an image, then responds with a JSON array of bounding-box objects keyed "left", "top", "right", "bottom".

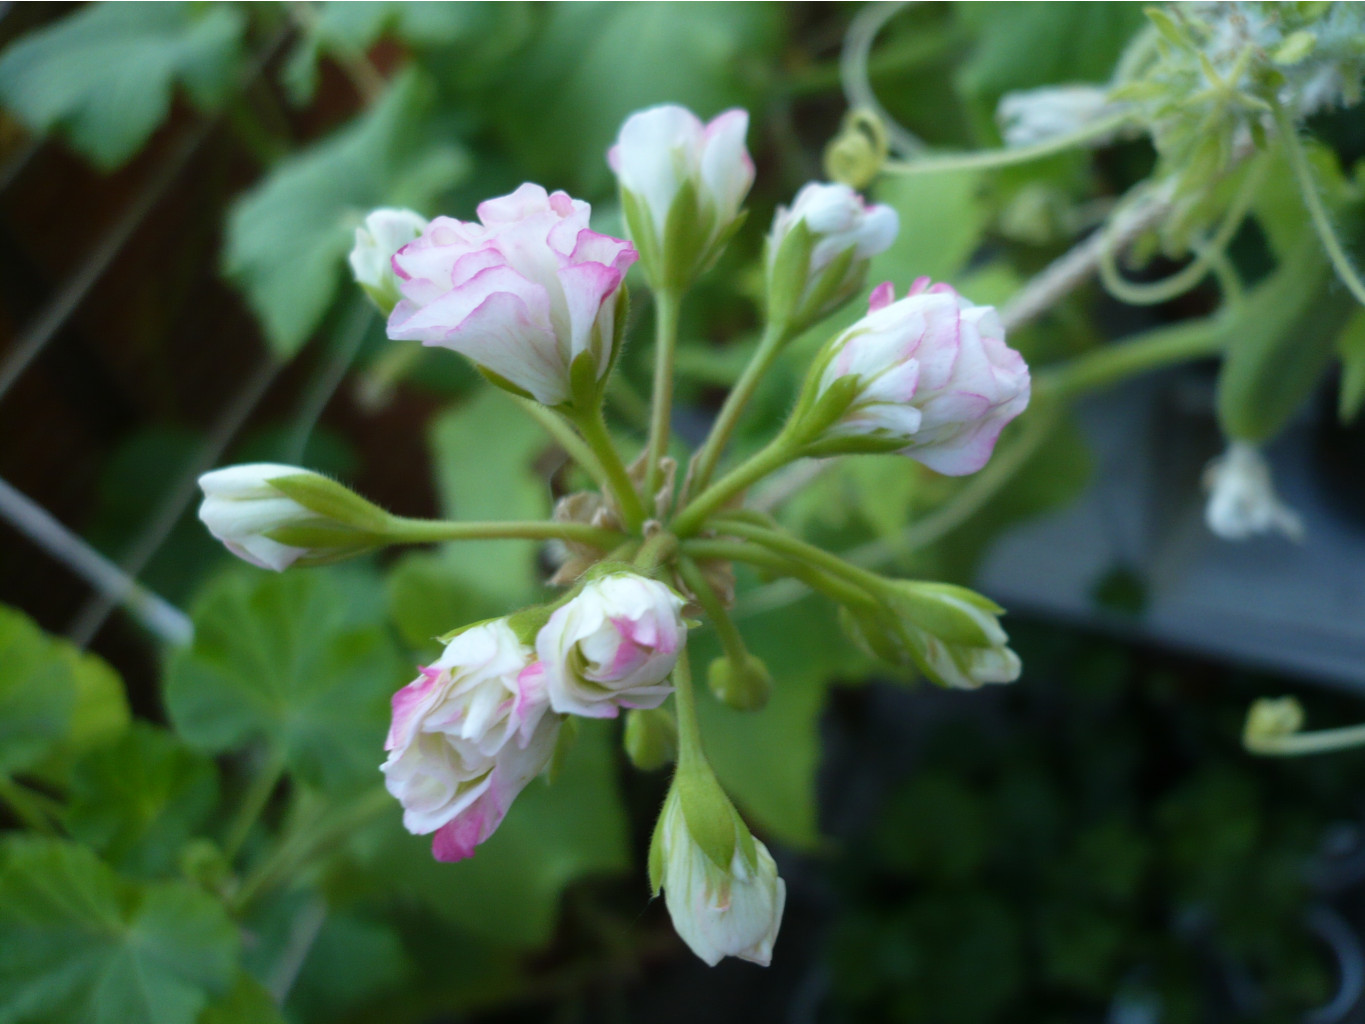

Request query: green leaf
[
  {"left": 695, "top": 596, "right": 868, "bottom": 848},
  {"left": 0, "top": 837, "right": 238, "bottom": 1024},
  {"left": 386, "top": 390, "right": 551, "bottom": 649},
  {"left": 868, "top": 169, "right": 991, "bottom": 287},
  {"left": 285, "top": 911, "right": 411, "bottom": 1022},
  {"left": 165, "top": 566, "right": 406, "bottom": 790},
  {"left": 346, "top": 719, "right": 628, "bottom": 948},
  {"left": 483, "top": 2, "right": 782, "bottom": 193},
  {"left": 223, "top": 70, "right": 467, "bottom": 356},
  {"left": 0, "top": 2, "right": 245, "bottom": 169},
  {"left": 0, "top": 604, "right": 129, "bottom": 778},
  {"left": 197, "top": 973, "right": 286, "bottom": 1024},
  {"left": 65, "top": 723, "right": 219, "bottom": 879}
]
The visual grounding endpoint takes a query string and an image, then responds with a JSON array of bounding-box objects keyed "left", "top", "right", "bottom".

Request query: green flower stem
[
  {"left": 1275, "top": 99, "right": 1365, "bottom": 307},
  {"left": 634, "top": 529, "right": 679, "bottom": 572},
  {"left": 881, "top": 113, "right": 1134, "bottom": 177},
  {"left": 1099, "top": 159, "right": 1264, "bottom": 306},
  {"left": 671, "top": 433, "right": 801, "bottom": 538},
  {"left": 385, "top": 516, "right": 622, "bottom": 550},
  {"left": 0, "top": 775, "right": 61, "bottom": 836},
  {"left": 1036, "top": 315, "right": 1226, "bottom": 402},
  {"left": 644, "top": 288, "right": 683, "bottom": 502},
  {"left": 223, "top": 748, "right": 285, "bottom": 861},
  {"left": 710, "top": 516, "right": 890, "bottom": 596},
  {"left": 1246, "top": 722, "right": 1365, "bottom": 756},
  {"left": 670, "top": 646, "right": 706, "bottom": 770},
  {"left": 516, "top": 398, "right": 611, "bottom": 489},
  {"left": 688, "top": 319, "right": 793, "bottom": 493},
  {"left": 232, "top": 785, "right": 394, "bottom": 913},
  {"left": 682, "top": 538, "right": 878, "bottom": 611},
  {"left": 678, "top": 557, "right": 750, "bottom": 670},
  {"left": 568, "top": 403, "right": 648, "bottom": 531}
]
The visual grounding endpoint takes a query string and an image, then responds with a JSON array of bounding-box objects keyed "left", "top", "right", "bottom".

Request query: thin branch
[{"left": 0, "top": 475, "right": 192, "bottom": 646}]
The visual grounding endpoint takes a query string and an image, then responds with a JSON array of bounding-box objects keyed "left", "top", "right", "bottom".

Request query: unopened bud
[
  {"left": 707, "top": 653, "right": 773, "bottom": 712},
  {"left": 349, "top": 208, "right": 428, "bottom": 315},
  {"left": 623, "top": 707, "right": 678, "bottom": 770}
]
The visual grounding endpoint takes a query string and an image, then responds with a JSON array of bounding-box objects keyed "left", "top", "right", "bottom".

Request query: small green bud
[
  {"left": 707, "top": 652, "right": 773, "bottom": 712},
  {"left": 624, "top": 707, "right": 678, "bottom": 771}
]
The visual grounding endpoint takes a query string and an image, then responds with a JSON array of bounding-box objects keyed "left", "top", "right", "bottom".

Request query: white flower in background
[
  {"left": 766, "top": 181, "right": 899, "bottom": 327},
  {"left": 532, "top": 572, "right": 687, "bottom": 718},
  {"left": 651, "top": 786, "right": 786, "bottom": 967},
  {"left": 380, "top": 620, "right": 560, "bottom": 863},
  {"left": 1203, "top": 441, "right": 1304, "bottom": 542},
  {"left": 349, "top": 208, "right": 429, "bottom": 314}
]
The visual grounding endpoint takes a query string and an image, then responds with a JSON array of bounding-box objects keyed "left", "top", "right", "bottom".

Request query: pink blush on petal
[{"left": 869, "top": 281, "right": 896, "bottom": 311}]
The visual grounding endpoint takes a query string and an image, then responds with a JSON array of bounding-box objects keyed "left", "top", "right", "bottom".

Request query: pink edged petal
[
  {"left": 477, "top": 183, "right": 553, "bottom": 224},
  {"left": 448, "top": 247, "right": 507, "bottom": 289},
  {"left": 438, "top": 291, "right": 571, "bottom": 406},
  {"left": 613, "top": 105, "right": 703, "bottom": 230},
  {"left": 906, "top": 276, "right": 932, "bottom": 297},
  {"left": 388, "top": 264, "right": 550, "bottom": 344},
  {"left": 699, "top": 109, "right": 754, "bottom": 215},
  {"left": 909, "top": 416, "right": 1012, "bottom": 476},
  {"left": 556, "top": 260, "right": 625, "bottom": 368},
  {"left": 431, "top": 792, "right": 504, "bottom": 862},
  {"left": 569, "top": 229, "right": 638, "bottom": 275},
  {"left": 868, "top": 281, "right": 896, "bottom": 311},
  {"left": 385, "top": 666, "right": 445, "bottom": 751}
]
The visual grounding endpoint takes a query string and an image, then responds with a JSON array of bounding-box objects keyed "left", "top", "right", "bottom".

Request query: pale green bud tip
[
  {"left": 707, "top": 653, "right": 773, "bottom": 712},
  {"left": 1243, "top": 697, "right": 1305, "bottom": 751},
  {"left": 197, "top": 463, "right": 388, "bottom": 571},
  {"left": 624, "top": 707, "right": 678, "bottom": 771}
]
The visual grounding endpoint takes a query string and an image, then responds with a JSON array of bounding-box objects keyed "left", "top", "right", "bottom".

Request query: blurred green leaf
[
  {"left": 165, "top": 566, "right": 406, "bottom": 790},
  {"left": 0, "top": 605, "right": 129, "bottom": 779},
  {"left": 1336, "top": 307, "right": 1365, "bottom": 422},
  {"left": 0, "top": 2, "right": 245, "bottom": 169},
  {"left": 346, "top": 719, "right": 628, "bottom": 948},
  {"left": 223, "top": 70, "right": 468, "bottom": 356},
  {"left": 485, "top": 2, "right": 782, "bottom": 193},
  {"left": 65, "top": 723, "right": 219, "bottom": 879},
  {"left": 0, "top": 837, "right": 238, "bottom": 1024},
  {"left": 286, "top": 911, "right": 411, "bottom": 1023},
  {"left": 197, "top": 973, "right": 286, "bottom": 1024},
  {"left": 869, "top": 169, "right": 991, "bottom": 285},
  {"left": 386, "top": 389, "right": 550, "bottom": 650}
]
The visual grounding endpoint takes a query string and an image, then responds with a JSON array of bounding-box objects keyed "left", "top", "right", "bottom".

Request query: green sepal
[
  {"left": 707, "top": 652, "right": 772, "bottom": 712},
  {"left": 790, "top": 375, "right": 862, "bottom": 447},
  {"left": 604, "top": 284, "right": 630, "bottom": 380},
  {"left": 567, "top": 348, "right": 603, "bottom": 414},
  {"left": 475, "top": 364, "right": 537, "bottom": 402},
  {"left": 264, "top": 522, "right": 385, "bottom": 551},
  {"left": 647, "top": 796, "right": 670, "bottom": 894},
  {"left": 661, "top": 177, "right": 708, "bottom": 292},
  {"left": 266, "top": 473, "right": 393, "bottom": 533},
  {"left": 800, "top": 433, "right": 908, "bottom": 459},
  {"left": 620, "top": 187, "right": 662, "bottom": 288},
  {"left": 546, "top": 715, "right": 577, "bottom": 784},
  {"left": 796, "top": 246, "right": 860, "bottom": 328},
  {"left": 505, "top": 604, "right": 555, "bottom": 647},
  {"left": 838, "top": 604, "right": 915, "bottom": 671},
  {"left": 765, "top": 219, "right": 815, "bottom": 327},
  {"left": 673, "top": 763, "right": 741, "bottom": 872},
  {"left": 623, "top": 707, "right": 678, "bottom": 771},
  {"left": 433, "top": 614, "right": 503, "bottom": 645},
  {"left": 891, "top": 581, "right": 1004, "bottom": 648}
]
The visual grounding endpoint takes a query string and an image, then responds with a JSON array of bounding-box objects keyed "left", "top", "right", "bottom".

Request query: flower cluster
[{"left": 196, "top": 99, "right": 1033, "bottom": 970}]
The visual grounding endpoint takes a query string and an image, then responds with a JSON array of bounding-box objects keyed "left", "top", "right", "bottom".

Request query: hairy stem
[
  {"left": 386, "top": 517, "right": 622, "bottom": 549},
  {"left": 569, "top": 403, "right": 647, "bottom": 530},
  {"left": 645, "top": 289, "right": 683, "bottom": 501}
]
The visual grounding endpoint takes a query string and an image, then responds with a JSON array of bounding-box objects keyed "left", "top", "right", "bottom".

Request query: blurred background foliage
[{"left": 1, "top": 3, "right": 1364, "bottom": 1022}]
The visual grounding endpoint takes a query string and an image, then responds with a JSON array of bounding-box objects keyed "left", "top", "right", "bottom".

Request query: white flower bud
[
  {"left": 996, "top": 85, "right": 1122, "bottom": 148},
  {"left": 533, "top": 572, "right": 687, "bottom": 718},
  {"left": 650, "top": 783, "right": 786, "bottom": 967},
  {"left": 197, "top": 463, "right": 391, "bottom": 571},
  {"left": 349, "top": 208, "right": 429, "bottom": 314},
  {"left": 766, "top": 181, "right": 899, "bottom": 329},
  {"left": 1202, "top": 442, "right": 1304, "bottom": 542}
]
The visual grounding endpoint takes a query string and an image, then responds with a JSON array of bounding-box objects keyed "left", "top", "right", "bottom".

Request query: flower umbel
[{"left": 387, "top": 183, "right": 637, "bottom": 407}]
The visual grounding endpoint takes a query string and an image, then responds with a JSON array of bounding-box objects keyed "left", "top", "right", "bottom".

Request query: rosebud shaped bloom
[
  {"left": 349, "top": 208, "right": 428, "bottom": 314},
  {"left": 380, "top": 620, "right": 560, "bottom": 863},
  {"left": 766, "top": 182, "right": 898, "bottom": 329},
  {"left": 609, "top": 104, "right": 753, "bottom": 289},
  {"left": 803, "top": 279, "right": 1031, "bottom": 475},
  {"left": 197, "top": 464, "right": 391, "bottom": 571},
  {"left": 841, "top": 581, "right": 1021, "bottom": 690},
  {"left": 387, "top": 183, "right": 637, "bottom": 407},
  {"left": 1202, "top": 442, "right": 1304, "bottom": 542},
  {"left": 532, "top": 572, "right": 687, "bottom": 718},
  {"left": 649, "top": 782, "right": 786, "bottom": 967}
]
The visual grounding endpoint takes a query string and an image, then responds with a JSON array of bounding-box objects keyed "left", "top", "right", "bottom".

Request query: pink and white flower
[
  {"left": 533, "top": 572, "right": 687, "bottom": 719},
  {"left": 808, "top": 279, "right": 1031, "bottom": 475},
  {"left": 386, "top": 183, "right": 637, "bottom": 407},
  {"left": 380, "top": 620, "right": 559, "bottom": 863},
  {"left": 609, "top": 104, "right": 754, "bottom": 286},
  {"left": 766, "top": 181, "right": 899, "bottom": 325}
]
